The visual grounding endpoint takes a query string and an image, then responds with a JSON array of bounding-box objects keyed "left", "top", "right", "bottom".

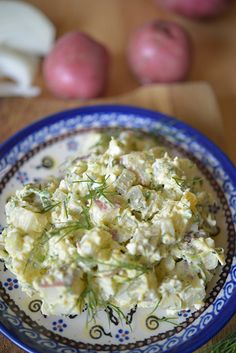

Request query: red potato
[
  {"left": 43, "top": 31, "right": 109, "bottom": 99},
  {"left": 157, "top": 0, "right": 232, "bottom": 19},
  {"left": 127, "top": 20, "right": 191, "bottom": 84}
]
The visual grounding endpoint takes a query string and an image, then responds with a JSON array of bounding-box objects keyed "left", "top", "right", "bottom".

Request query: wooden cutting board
[
  {"left": 0, "top": 82, "right": 224, "bottom": 149},
  {"left": 0, "top": 82, "right": 235, "bottom": 353}
]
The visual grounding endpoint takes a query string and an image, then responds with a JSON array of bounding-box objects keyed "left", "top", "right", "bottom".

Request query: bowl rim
[{"left": 0, "top": 104, "right": 235, "bottom": 353}]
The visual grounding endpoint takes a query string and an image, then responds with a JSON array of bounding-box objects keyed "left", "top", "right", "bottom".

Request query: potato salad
[{"left": 0, "top": 131, "right": 225, "bottom": 316}]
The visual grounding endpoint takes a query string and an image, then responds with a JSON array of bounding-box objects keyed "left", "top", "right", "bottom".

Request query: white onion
[
  {"left": 0, "top": 45, "right": 40, "bottom": 97},
  {"left": 0, "top": 1, "right": 56, "bottom": 97},
  {"left": 0, "top": 0, "right": 55, "bottom": 56}
]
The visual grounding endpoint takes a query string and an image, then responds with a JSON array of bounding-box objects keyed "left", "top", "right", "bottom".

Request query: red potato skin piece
[
  {"left": 127, "top": 20, "right": 191, "bottom": 84},
  {"left": 43, "top": 31, "right": 110, "bottom": 99},
  {"left": 95, "top": 199, "right": 108, "bottom": 210},
  {"left": 156, "top": 0, "right": 232, "bottom": 18}
]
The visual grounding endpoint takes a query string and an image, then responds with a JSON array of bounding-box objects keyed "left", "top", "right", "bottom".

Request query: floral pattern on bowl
[{"left": 0, "top": 105, "right": 235, "bottom": 353}]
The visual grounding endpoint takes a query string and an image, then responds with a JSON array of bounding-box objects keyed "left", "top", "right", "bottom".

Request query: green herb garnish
[
  {"left": 20, "top": 185, "right": 61, "bottom": 214},
  {"left": 75, "top": 253, "right": 150, "bottom": 274},
  {"left": 172, "top": 176, "right": 203, "bottom": 191},
  {"left": 77, "top": 277, "right": 99, "bottom": 323},
  {"left": 36, "top": 201, "right": 61, "bottom": 214},
  {"left": 73, "top": 274, "right": 128, "bottom": 327},
  {"left": 201, "top": 330, "right": 236, "bottom": 353},
  {"left": 74, "top": 174, "right": 118, "bottom": 206},
  {"left": 47, "top": 219, "right": 91, "bottom": 244},
  {"left": 63, "top": 200, "right": 69, "bottom": 219},
  {"left": 149, "top": 297, "right": 162, "bottom": 315}
]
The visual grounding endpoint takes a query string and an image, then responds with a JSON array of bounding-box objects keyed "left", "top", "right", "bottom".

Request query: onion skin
[
  {"left": 43, "top": 31, "right": 110, "bottom": 99},
  {"left": 127, "top": 20, "right": 191, "bottom": 84},
  {"left": 156, "top": 0, "right": 233, "bottom": 19}
]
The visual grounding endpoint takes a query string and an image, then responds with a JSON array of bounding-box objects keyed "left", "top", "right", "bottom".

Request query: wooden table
[
  {"left": 0, "top": 1, "right": 236, "bottom": 352},
  {"left": 11, "top": 0, "right": 236, "bottom": 164}
]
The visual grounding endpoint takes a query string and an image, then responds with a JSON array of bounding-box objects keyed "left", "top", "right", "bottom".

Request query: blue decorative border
[{"left": 0, "top": 105, "right": 235, "bottom": 353}]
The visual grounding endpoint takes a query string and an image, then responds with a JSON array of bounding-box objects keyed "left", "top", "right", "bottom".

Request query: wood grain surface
[
  {"left": 3, "top": 0, "right": 236, "bottom": 163},
  {"left": 0, "top": 82, "right": 224, "bottom": 148},
  {"left": 0, "top": 0, "right": 236, "bottom": 352}
]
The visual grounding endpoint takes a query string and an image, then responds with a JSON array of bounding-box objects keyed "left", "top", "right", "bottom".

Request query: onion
[
  {"left": 0, "top": 0, "right": 55, "bottom": 55},
  {"left": 0, "top": 46, "right": 40, "bottom": 97},
  {"left": 0, "top": 0, "right": 56, "bottom": 97}
]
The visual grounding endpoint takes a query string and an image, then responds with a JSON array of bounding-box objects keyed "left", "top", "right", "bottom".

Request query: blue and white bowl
[{"left": 0, "top": 105, "right": 235, "bottom": 353}]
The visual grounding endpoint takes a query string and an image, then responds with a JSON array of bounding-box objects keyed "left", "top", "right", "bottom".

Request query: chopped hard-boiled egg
[{"left": 0, "top": 131, "right": 224, "bottom": 316}]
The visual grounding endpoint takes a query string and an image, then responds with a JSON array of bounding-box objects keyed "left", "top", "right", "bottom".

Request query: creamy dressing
[{"left": 0, "top": 131, "right": 225, "bottom": 316}]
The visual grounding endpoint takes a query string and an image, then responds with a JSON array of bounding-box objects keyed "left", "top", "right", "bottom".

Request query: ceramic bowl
[{"left": 0, "top": 105, "right": 235, "bottom": 353}]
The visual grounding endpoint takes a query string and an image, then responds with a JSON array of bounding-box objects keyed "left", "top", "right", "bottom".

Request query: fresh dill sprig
[
  {"left": 72, "top": 175, "right": 106, "bottom": 184},
  {"left": 63, "top": 200, "right": 69, "bottom": 219},
  {"left": 24, "top": 214, "right": 93, "bottom": 272},
  {"left": 106, "top": 302, "right": 129, "bottom": 328},
  {"left": 201, "top": 330, "right": 236, "bottom": 353},
  {"left": 73, "top": 174, "right": 118, "bottom": 206},
  {"left": 74, "top": 274, "right": 128, "bottom": 327},
  {"left": 81, "top": 206, "right": 92, "bottom": 229},
  {"left": 149, "top": 297, "right": 162, "bottom": 315},
  {"left": 147, "top": 296, "right": 178, "bottom": 326},
  {"left": 47, "top": 219, "right": 91, "bottom": 244},
  {"left": 23, "top": 230, "right": 49, "bottom": 272},
  {"left": 75, "top": 253, "right": 150, "bottom": 274},
  {"left": 172, "top": 176, "right": 203, "bottom": 191},
  {"left": 36, "top": 201, "right": 61, "bottom": 214},
  {"left": 21, "top": 186, "right": 61, "bottom": 214},
  {"left": 78, "top": 280, "right": 99, "bottom": 324}
]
